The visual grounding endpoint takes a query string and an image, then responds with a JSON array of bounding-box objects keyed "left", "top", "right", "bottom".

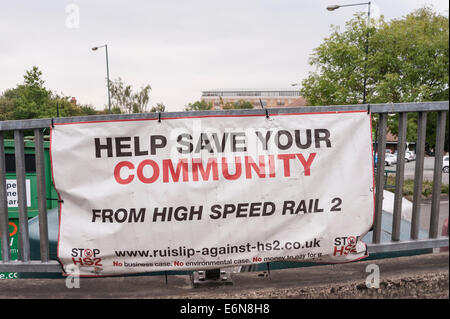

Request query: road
[{"left": 386, "top": 156, "right": 449, "bottom": 184}]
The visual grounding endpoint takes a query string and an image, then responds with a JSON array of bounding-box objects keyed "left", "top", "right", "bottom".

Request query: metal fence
[{"left": 0, "top": 101, "right": 448, "bottom": 273}]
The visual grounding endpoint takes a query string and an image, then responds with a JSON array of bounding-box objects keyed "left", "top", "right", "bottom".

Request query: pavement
[
  {"left": 0, "top": 252, "right": 448, "bottom": 299},
  {"left": 382, "top": 190, "right": 449, "bottom": 236},
  {"left": 383, "top": 155, "right": 449, "bottom": 238}
]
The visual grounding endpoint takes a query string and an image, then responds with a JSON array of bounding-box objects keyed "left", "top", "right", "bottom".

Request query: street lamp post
[
  {"left": 327, "top": 2, "right": 371, "bottom": 104},
  {"left": 92, "top": 44, "right": 111, "bottom": 113}
]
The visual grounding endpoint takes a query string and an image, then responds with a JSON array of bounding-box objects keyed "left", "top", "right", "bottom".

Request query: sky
[{"left": 0, "top": 0, "right": 448, "bottom": 112}]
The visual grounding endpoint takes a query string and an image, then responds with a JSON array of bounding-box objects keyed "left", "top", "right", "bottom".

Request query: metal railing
[{"left": 0, "top": 101, "right": 448, "bottom": 273}]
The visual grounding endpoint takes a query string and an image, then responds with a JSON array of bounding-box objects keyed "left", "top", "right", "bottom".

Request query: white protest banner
[{"left": 51, "top": 110, "right": 374, "bottom": 276}]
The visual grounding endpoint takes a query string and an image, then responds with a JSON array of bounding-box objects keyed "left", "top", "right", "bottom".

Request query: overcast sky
[{"left": 1, "top": 0, "right": 448, "bottom": 112}]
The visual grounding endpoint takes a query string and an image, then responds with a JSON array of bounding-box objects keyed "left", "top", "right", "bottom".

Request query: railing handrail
[{"left": 0, "top": 101, "right": 448, "bottom": 131}]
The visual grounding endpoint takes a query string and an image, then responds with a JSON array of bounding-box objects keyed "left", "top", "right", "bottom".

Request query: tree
[
  {"left": 108, "top": 77, "right": 152, "bottom": 113},
  {"left": 234, "top": 100, "right": 254, "bottom": 109},
  {"left": 3, "top": 66, "right": 52, "bottom": 119},
  {"left": 300, "top": 13, "right": 375, "bottom": 106},
  {"left": 220, "top": 98, "right": 254, "bottom": 110},
  {"left": 23, "top": 66, "right": 45, "bottom": 88},
  {"left": 149, "top": 103, "right": 166, "bottom": 113},
  {"left": 300, "top": 7, "right": 449, "bottom": 148},
  {"left": 184, "top": 100, "right": 213, "bottom": 111},
  {"left": 0, "top": 66, "right": 99, "bottom": 122},
  {"left": 0, "top": 96, "right": 14, "bottom": 121}
]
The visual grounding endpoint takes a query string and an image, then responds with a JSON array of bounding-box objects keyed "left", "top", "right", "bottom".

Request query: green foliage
[
  {"left": 78, "top": 105, "right": 99, "bottom": 116},
  {"left": 221, "top": 99, "right": 254, "bottom": 110},
  {"left": 0, "top": 96, "right": 14, "bottom": 121},
  {"left": 300, "top": 13, "right": 375, "bottom": 106},
  {"left": 301, "top": 8, "right": 449, "bottom": 105},
  {"left": 23, "top": 66, "right": 45, "bottom": 88},
  {"left": 184, "top": 100, "right": 213, "bottom": 111},
  {"left": 149, "top": 103, "right": 166, "bottom": 113},
  {"left": 300, "top": 7, "right": 449, "bottom": 148},
  {"left": 0, "top": 66, "right": 98, "bottom": 121},
  {"left": 108, "top": 77, "right": 151, "bottom": 114},
  {"left": 387, "top": 176, "right": 449, "bottom": 197},
  {"left": 370, "top": 8, "right": 449, "bottom": 103}
]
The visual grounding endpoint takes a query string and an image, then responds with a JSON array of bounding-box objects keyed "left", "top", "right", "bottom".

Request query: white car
[
  {"left": 392, "top": 151, "right": 415, "bottom": 162},
  {"left": 443, "top": 156, "right": 449, "bottom": 173},
  {"left": 385, "top": 153, "right": 397, "bottom": 166},
  {"left": 405, "top": 151, "right": 416, "bottom": 162}
]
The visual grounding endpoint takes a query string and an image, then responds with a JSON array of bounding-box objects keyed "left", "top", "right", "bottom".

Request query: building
[
  {"left": 384, "top": 131, "right": 416, "bottom": 153},
  {"left": 201, "top": 88, "right": 307, "bottom": 110}
]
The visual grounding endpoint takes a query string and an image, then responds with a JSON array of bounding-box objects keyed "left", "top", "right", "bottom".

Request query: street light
[
  {"left": 92, "top": 44, "right": 111, "bottom": 113},
  {"left": 326, "top": 5, "right": 340, "bottom": 11},
  {"left": 327, "top": 2, "right": 371, "bottom": 104}
]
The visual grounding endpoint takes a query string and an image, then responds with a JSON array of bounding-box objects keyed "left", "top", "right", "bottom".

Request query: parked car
[
  {"left": 443, "top": 156, "right": 449, "bottom": 173},
  {"left": 405, "top": 151, "right": 416, "bottom": 162},
  {"left": 385, "top": 153, "right": 397, "bottom": 166},
  {"left": 393, "top": 151, "right": 415, "bottom": 162}
]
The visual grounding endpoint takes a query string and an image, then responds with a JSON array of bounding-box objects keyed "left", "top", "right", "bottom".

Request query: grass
[{"left": 385, "top": 175, "right": 449, "bottom": 198}]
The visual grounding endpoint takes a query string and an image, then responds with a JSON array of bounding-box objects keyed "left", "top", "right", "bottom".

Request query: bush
[{"left": 386, "top": 176, "right": 449, "bottom": 198}]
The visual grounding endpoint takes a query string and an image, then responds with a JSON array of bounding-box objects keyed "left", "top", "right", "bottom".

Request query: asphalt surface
[
  {"left": 391, "top": 156, "right": 449, "bottom": 184},
  {"left": 0, "top": 252, "right": 447, "bottom": 299}
]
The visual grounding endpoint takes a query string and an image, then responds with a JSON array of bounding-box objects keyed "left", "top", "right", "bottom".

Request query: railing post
[
  {"left": 14, "top": 130, "right": 30, "bottom": 262},
  {"left": 429, "top": 111, "right": 446, "bottom": 238},
  {"left": 373, "top": 112, "right": 387, "bottom": 244},
  {"left": 0, "top": 133, "right": 10, "bottom": 262},
  {"left": 35, "top": 129, "right": 49, "bottom": 262},
  {"left": 411, "top": 112, "right": 427, "bottom": 239},
  {"left": 392, "top": 112, "right": 407, "bottom": 241}
]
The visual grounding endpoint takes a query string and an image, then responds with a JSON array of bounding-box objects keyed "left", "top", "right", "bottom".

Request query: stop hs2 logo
[
  {"left": 333, "top": 236, "right": 360, "bottom": 256},
  {"left": 71, "top": 248, "right": 102, "bottom": 266}
]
